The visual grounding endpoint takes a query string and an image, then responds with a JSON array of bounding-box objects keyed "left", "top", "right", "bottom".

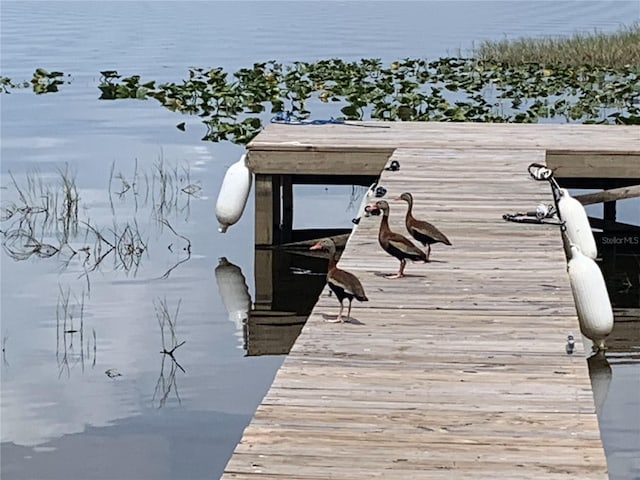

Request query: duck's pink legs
[
  {"left": 385, "top": 259, "right": 406, "bottom": 279},
  {"left": 326, "top": 300, "right": 345, "bottom": 323}
]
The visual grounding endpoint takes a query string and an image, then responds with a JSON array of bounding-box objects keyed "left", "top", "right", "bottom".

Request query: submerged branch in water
[
  {"left": 154, "top": 297, "right": 185, "bottom": 407},
  {"left": 158, "top": 219, "right": 192, "bottom": 280}
]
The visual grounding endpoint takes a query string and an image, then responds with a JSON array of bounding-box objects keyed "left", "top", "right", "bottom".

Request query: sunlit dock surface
[{"left": 222, "top": 123, "right": 639, "bottom": 479}]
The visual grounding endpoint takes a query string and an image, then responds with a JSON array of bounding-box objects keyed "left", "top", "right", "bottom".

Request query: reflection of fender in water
[
  {"left": 587, "top": 351, "right": 612, "bottom": 415},
  {"left": 215, "top": 154, "right": 253, "bottom": 233},
  {"left": 215, "top": 257, "right": 252, "bottom": 334}
]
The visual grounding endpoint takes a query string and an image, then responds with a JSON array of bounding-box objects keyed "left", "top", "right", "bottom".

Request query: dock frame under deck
[{"left": 247, "top": 125, "right": 640, "bottom": 248}]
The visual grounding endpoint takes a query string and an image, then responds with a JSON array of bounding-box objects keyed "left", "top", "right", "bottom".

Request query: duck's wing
[
  {"left": 386, "top": 232, "right": 427, "bottom": 261},
  {"left": 330, "top": 268, "right": 368, "bottom": 301},
  {"left": 410, "top": 219, "right": 451, "bottom": 245}
]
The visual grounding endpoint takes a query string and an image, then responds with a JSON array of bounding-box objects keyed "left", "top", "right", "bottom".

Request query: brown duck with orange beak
[
  {"left": 396, "top": 192, "right": 451, "bottom": 260},
  {"left": 367, "top": 200, "right": 427, "bottom": 278},
  {"left": 310, "top": 238, "right": 368, "bottom": 322}
]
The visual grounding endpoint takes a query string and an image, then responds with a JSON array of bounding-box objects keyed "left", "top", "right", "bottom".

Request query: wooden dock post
[
  {"left": 254, "top": 174, "right": 281, "bottom": 246},
  {"left": 253, "top": 248, "right": 274, "bottom": 310},
  {"left": 280, "top": 175, "right": 293, "bottom": 244}
]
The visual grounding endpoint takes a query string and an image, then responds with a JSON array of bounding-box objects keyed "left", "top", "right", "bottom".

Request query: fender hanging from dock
[
  {"left": 558, "top": 188, "right": 597, "bottom": 259},
  {"left": 567, "top": 245, "right": 614, "bottom": 351},
  {"left": 351, "top": 182, "right": 377, "bottom": 227},
  {"left": 216, "top": 154, "right": 253, "bottom": 233}
]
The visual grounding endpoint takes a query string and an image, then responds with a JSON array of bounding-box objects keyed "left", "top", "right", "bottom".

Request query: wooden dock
[{"left": 223, "top": 123, "right": 639, "bottom": 479}]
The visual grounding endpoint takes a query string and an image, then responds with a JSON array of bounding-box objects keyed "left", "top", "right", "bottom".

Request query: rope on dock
[{"left": 270, "top": 113, "right": 390, "bottom": 128}]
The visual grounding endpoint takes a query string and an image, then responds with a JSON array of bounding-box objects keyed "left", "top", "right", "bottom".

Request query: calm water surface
[{"left": 1, "top": 2, "right": 639, "bottom": 479}]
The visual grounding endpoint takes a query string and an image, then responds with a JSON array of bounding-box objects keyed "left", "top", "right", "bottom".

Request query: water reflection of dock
[
  {"left": 223, "top": 123, "right": 638, "bottom": 478},
  {"left": 249, "top": 248, "right": 328, "bottom": 356},
  {"left": 217, "top": 249, "right": 333, "bottom": 356}
]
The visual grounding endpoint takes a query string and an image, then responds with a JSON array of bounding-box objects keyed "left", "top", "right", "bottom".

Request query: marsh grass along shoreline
[{"left": 473, "top": 22, "right": 640, "bottom": 68}]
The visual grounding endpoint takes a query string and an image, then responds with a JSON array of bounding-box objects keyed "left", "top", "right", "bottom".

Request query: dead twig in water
[
  {"left": 153, "top": 297, "right": 185, "bottom": 407},
  {"left": 158, "top": 219, "right": 191, "bottom": 280},
  {"left": 2, "top": 333, "right": 9, "bottom": 367},
  {"left": 56, "top": 285, "right": 90, "bottom": 377},
  {"left": 161, "top": 340, "right": 186, "bottom": 373}
]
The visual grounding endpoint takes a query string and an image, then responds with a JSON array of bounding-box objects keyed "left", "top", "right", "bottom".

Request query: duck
[
  {"left": 310, "top": 238, "right": 368, "bottom": 322},
  {"left": 396, "top": 192, "right": 451, "bottom": 261},
  {"left": 368, "top": 200, "right": 427, "bottom": 278}
]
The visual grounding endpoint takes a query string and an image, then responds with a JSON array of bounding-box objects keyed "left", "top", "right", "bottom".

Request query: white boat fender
[
  {"left": 557, "top": 189, "right": 597, "bottom": 259},
  {"left": 215, "top": 154, "right": 253, "bottom": 233},
  {"left": 214, "top": 257, "right": 251, "bottom": 330},
  {"left": 567, "top": 245, "right": 613, "bottom": 351},
  {"left": 352, "top": 182, "right": 377, "bottom": 225}
]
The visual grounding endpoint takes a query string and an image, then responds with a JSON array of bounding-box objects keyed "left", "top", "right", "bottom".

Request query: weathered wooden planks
[
  {"left": 247, "top": 149, "right": 392, "bottom": 175},
  {"left": 248, "top": 122, "right": 639, "bottom": 148},
  {"left": 248, "top": 123, "right": 639, "bottom": 183},
  {"left": 545, "top": 150, "right": 640, "bottom": 179},
  {"left": 221, "top": 126, "right": 620, "bottom": 479}
]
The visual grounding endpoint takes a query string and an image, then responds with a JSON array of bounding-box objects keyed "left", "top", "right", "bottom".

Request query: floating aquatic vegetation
[
  {"left": 93, "top": 57, "right": 640, "bottom": 143},
  {"left": 2, "top": 51, "right": 637, "bottom": 144},
  {"left": 0, "top": 69, "right": 70, "bottom": 94},
  {"left": 31, "top": 69, "right": 69, "bottom": 94}
]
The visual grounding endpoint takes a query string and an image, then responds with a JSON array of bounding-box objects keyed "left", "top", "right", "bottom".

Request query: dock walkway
[{"left": 223, "top": 123, "right": 639, "bottom": 479}]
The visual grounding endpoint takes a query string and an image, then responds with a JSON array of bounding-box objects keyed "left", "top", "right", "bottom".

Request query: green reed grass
[{"left": 474, "top": 22, "right": 640, "bottom": 67}]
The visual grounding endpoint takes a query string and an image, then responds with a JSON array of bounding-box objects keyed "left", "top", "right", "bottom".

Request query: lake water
[{"left": 1, "top": 2, "right": 639, "bottom": 479}]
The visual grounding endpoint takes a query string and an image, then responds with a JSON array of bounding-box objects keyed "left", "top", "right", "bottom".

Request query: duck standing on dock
[
  {"left": 310, "top": 238, "right": 368, "bottom": 323},
  {"left": 368, "top": 200, "right": 427, "bottom": 278},
  {"left": 396, "top": 192, "right": 451, "bottom": 261}
]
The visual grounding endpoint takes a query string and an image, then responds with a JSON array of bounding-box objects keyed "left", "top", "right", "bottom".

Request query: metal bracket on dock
[
  {"left": 502, "top": 210, "right": 564, "bottom": 226},
  {"left": 503, "top": 163, "right": 566, "bottom": 226}
]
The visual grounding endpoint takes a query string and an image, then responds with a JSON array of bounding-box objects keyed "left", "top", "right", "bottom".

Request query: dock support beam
[
  {"left": 254, "top": 172, "right": 378, "bottom": 247},
  {"left": 255, "top": 174, "right": 281, "bottom": 246},
  {"left": 281, "top": 176, "right": 293, "bottom": 244},
  {"left": 602, "top": 199, "right": 618, "bottom": 291},
  {"left": 254, "top": 248, "right": 274, "bottom": 311}
]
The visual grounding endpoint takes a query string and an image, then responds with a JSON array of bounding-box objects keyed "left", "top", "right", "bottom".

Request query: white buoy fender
[
  {"left": 215, "top": 154, "right": 253, "bottom": 233},
  {"left": 360, "top": 183, "right": 377, "bottom": 217},
  {"left": 567, "top": 246, "right": 613, "bottom": 350},
  {"left": 214, "top": 257, "right": 251, "bottom": 329},
  {"left": 558, "top": 189, "right": 597, "bottom": 259},
  {"left": 352, "top": 182, "right": 377, "bottom": 226}
]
